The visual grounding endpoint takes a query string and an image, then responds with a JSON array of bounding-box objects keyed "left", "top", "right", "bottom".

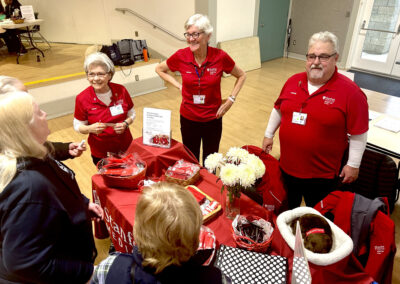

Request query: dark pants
[
  {"left": 281, "top": 170, "right": 339, "bottom": 209},
  {"left": 180, "top": 115, "right": 222, "bottom": 165},
  {"left": 0, "top": 30, "right": 23, "bottom": 53}
]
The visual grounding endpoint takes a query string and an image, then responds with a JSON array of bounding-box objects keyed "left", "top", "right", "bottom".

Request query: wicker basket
[
  {"left": 12, "top": 18, "right": 24, "bottom": 24},
  {"left": 97, "top": 160, "right": 147, "bottom": 189},
  {"left": 232, "top": 215, "right": 273, "bottom": 253},
  {"left": 165, "top": 169, "right": 200, "bottom": 186}
]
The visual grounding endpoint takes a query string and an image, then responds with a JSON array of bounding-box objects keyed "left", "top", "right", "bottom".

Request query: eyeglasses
[
  {"left": 87, "top": 72, "right": 108, "bottom": 78},
  {"left": 306, "top": 53, "right": 337, "bottom": 62},
  {"left": 183, "top": 32, "right": 204, "bottom": 39}
]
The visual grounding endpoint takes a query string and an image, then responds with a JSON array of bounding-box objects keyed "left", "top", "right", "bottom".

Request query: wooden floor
[{"left": 1, "top": 43, "right": 400, "bottom": 282}]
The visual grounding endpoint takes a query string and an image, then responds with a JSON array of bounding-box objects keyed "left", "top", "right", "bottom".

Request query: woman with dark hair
[{"left": 1, "top": 0, "right": 26, "bottom": 54}]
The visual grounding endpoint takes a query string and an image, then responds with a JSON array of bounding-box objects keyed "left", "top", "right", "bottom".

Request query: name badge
[
  {"left": 110, "top": 104, "right": 124, "bottom": 116},
  {"left": 193, "top": 95, "right": 205, "bottom": 104},
  {"left": 292, "top": 112, "right": 307, "bottom": 125}
]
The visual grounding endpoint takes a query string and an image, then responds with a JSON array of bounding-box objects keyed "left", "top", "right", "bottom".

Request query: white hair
[
  {"left": 184, "top": 14, "right": 213, "bottom": 35},
  {"left": 0, "top": 76, "right": 22, "bottom": 94},
  {"left": 83, "top": 52, "right": 115, "bottom": 79},
  {"left": 308, "top": 31, "right": 339, "bottom": 54}
]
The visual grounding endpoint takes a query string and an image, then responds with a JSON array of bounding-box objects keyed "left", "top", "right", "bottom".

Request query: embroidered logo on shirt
[
  {"left": 207, "top": 68, "right": 217, "bottom": 75},
  {"left": 290, "top": 92, "right": 297, "bottom": 95},
  {"left": 322, "top": 96, "right": 335, "bottom": 105},
  {"left": 186, "top": 71, "right": 192, "bottom": 74},
  {"left": 374, "top": 245, "right": 385, "bottom": 255}
]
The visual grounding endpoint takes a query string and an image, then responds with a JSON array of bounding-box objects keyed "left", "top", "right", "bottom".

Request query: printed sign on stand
[{"left": 143, "top": 107, "right": 171, "bottom": 148}]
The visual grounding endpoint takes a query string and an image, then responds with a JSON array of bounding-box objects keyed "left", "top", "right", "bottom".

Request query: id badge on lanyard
[
  {"left": 110, "top": 104, "right": 124, "bottom": 116},
  {"left": 292, "top": 111, "right": 307, "bottom": 125},
  {"left": 193, "top": 64, "right": 206, "bottom": 104},
  {"left": 193, "top": 95, "right": 205, "bottom": 104}
]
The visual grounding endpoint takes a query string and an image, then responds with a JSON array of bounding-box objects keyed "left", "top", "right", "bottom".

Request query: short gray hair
[
  {"left": 0, "top": 76, "right": 21, "bottom": 94},
  {"left": 184, "top": 14, "right": 213, "bottom": 35},
  {"left": 83, "top": 52, "right": 115, "bottom": 79},
  {"left": 308, "top": 31, "right": 339, "bottom": 54}
]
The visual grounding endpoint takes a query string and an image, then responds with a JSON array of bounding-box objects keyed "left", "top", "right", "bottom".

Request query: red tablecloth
[
  {"left": 92, "top": 168, "right": 268, "bottom": 253},
  {"left": 92, "top": 137, "right": 268, "bottom": 252},
  {"left": 126, "top": 137, "right": 199, "bottom": 177},
  {"left": 91, "top": 139, "right": 373, "bottom": 283}
]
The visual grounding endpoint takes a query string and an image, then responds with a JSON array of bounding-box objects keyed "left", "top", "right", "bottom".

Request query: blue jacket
[
  {"left": 0, "top": 156, "right": 96, "bottom": 283},
  {"left": 104, "top": 249, "right": 229, "bottom": 284}
]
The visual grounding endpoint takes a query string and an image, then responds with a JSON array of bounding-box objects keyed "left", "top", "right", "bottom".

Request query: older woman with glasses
[
  {"left": 155, "top": 14, "right": 246, "bottom": 165},
  {"left": 74, "top": 52, "right": 136, "bottom": 165}
]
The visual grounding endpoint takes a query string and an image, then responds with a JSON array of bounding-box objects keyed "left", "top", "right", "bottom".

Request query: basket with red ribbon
[{"left": 231, "top": 215, "right": 274, "bottom": 253}]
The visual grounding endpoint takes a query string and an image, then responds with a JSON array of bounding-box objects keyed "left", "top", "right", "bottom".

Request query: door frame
[
  {"left": 347, "top": 0, "right": 400, "bottom": 77},
  {"left": 254, "top": 0, "right": 293, "bottom": 62}
]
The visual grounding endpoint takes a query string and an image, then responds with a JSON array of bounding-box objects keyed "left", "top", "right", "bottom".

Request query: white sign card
[
  {"left": 143, "top": 107, "right": 171, "bottom": 148},
  {"left": 20, "top": 6, "right": 35, "bottom": 21}
]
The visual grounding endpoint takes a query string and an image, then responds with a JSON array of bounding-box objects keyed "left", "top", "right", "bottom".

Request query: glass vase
[{"left": 224, "top": 190, "right": 240, "bottom": 220}]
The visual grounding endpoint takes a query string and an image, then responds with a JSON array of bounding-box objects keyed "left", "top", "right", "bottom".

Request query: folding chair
[{"left": 339, "top": 148, "right": 399, "bottom": 213}]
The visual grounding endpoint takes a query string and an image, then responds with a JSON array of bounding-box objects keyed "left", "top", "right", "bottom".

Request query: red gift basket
[
  {"left": 231, "top": 215, "right": 274, "bottom": 253},
  {"left": 97, "top": 153, "right": 147, "bottom": 189}
]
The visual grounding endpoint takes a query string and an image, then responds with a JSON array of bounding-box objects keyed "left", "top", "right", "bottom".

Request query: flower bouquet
[{"left": 204, "top": 147, "right": 266, "bottom": 219}]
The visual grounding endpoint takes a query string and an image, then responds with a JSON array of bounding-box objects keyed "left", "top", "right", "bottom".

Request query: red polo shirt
[
  {"left": 167, "top": 46, "right": 235, "bottom": 122},
  {"left": 275, "top": 68, "right": 369, "bottom": 178},
  {"left": 74, "top": 82, "right": 134, "bottom": 159}
]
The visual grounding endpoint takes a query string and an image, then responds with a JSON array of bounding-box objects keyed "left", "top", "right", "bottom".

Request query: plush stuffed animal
[{"left": 290, "top": 213, "right": 333, "bottom": 253}]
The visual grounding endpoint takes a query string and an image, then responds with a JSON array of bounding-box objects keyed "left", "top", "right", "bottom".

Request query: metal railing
[
  {"left": 361, "top": 20, "right": 400, "bottom": 35},
  {"left": 115, "top": 8, "right": 186, "bottom": 42}
]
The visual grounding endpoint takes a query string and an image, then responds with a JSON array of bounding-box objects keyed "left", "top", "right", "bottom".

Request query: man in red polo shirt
[{"left": 262, "top": 31, "right": 369, "bottom": 208}]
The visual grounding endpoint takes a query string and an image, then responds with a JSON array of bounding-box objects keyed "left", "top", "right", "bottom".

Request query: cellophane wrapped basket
[
  {"left": 97, "top": 153, "right": 147, "bottom": 189},
  {"left": 231, "top": 215, "right": 274, "bottom": 253},
  {"left": 164, "top": 159, "right": 200, "bottom": 186}
]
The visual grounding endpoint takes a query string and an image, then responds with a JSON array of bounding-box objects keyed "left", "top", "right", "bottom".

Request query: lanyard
[{"left": 194, "top": 64, "right": 207, "bottom": 94}]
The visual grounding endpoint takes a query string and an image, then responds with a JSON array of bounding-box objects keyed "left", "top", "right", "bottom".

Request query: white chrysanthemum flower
[
  {"left": 226, "top": 147, "right": 249, "bottom": 164},
  {"left": 238, "top": 164, "right": 257, "bottom": 188},
  {"left": 220, "top": 164, "right": 240, "bottom": 186},
  {"left": 204, "top": 153, "right": 223, "bottom": 172},
  {"left": 247, "top": 154, "right": 266, "bottom": 179}
]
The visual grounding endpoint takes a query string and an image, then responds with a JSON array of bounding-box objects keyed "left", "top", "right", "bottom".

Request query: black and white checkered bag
[{"left": 215, "top": 245, "right": 287, "bottom": 284}]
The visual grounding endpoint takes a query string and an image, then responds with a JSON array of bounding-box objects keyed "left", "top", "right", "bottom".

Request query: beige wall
[
  {"left": 18, "top": 0, "right": 360, "bottom": 65},
  {"left": 215, "top": 0, "right": 257, "bottom": 43},
  {"left": 19, "top": 0, "right": 257, "bottom": 58},
  {"left": 287, "top": 0, "right": 354, "bottom": 66}
]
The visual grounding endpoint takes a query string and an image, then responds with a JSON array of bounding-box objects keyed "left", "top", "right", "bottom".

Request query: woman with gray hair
[
  {"left": 0, "top": 91, "right": 102, "bottom": 283},
  {"left": 74, "top": 52, "right": 136, "bottom": 165},
  {"left": 156, "top": 14, "right": 246, "bottom": 165}
]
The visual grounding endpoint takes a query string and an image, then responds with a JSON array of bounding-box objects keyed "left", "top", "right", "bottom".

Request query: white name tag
[
  {"left": 193, "top": 95, "right": 205, "bottom": 104},
  {"left": 110, "top": 104, "right": 124, "bottom": 116},
  {"left": 292, "top": 112, "right": 307, "bottom": 125}
]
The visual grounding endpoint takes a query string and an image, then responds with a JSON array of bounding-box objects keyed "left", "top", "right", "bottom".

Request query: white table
[
  {"left": 0, "top": 19, "right": 45, "bottom": 63},
  {"left": 367, "top": 112, "right": 400, "bottom": 160}
]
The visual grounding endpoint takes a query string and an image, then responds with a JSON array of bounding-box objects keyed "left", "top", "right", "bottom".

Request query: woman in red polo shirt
[
  {"left": 155, "top": 14, "right": 246, "bottom": 164},
  {"left": 74, "top": 52, "right": 135, "bottom": 165}
]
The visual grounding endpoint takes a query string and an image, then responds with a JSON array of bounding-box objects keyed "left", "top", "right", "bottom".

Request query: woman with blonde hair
[
  {"left": 0, "top": 75, "right": 87, "bottom": 160},
  {"left": 92, "top": 182, "right": 230, "bottom": 283},
  {"left": 0, "top": 91, "right": 102, "bottom": 283}
]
